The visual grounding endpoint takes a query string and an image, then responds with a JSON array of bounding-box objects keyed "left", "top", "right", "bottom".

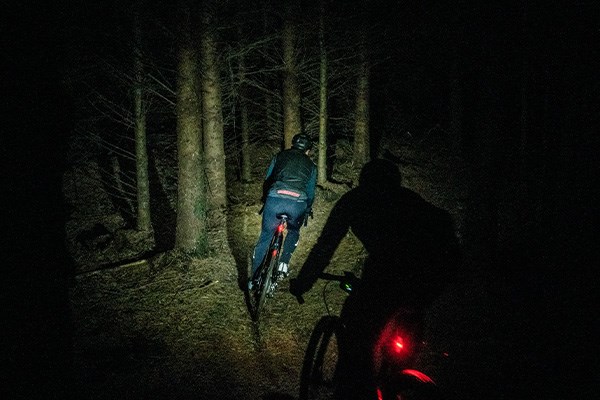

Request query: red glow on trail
[{"left": 272, "top": 249, "right": 278, "bottom": 258}]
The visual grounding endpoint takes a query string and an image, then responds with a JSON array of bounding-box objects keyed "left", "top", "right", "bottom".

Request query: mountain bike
[
  {"left": 248, "top": 214, "right": 289, "bottom": 321},
  {"left": 297, "top": 272, "right": 445, "bottom": 400}
]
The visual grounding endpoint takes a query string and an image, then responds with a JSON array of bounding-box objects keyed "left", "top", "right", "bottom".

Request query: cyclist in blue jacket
[{"left": 249, "top": 133, "right": 317, "bottom": 288}]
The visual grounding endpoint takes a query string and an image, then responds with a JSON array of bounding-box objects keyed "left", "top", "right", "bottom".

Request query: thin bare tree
[
  {"left": 282, "top": 0, "right": 302, "bottom": 149},
  {"left": 133, "top": 4, "right": 152, "bottom": 237},
  {"left": 352, "top": 19, "right": 370, "bottom": 169},
  {"left": 317, "top": 0, "right": 329, "bottom": 185},
  {"left": 200, "top": 3, "right": 228, "bottom": 211}
]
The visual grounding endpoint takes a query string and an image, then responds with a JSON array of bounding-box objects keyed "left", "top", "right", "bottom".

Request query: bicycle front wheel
[
  {"left": 379, "top": 370, "right": 441, "bottom": 400},
  {"left": 299, "top": 316, "right": 341, "bottom": 400}
]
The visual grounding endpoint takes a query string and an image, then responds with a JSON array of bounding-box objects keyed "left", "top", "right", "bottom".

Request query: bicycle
[
  {"left": 248, "top": 213, "right": 289, "bottom": 321},
  {"left": 296, "top": 271, "right": 445, "bottom": 400}
]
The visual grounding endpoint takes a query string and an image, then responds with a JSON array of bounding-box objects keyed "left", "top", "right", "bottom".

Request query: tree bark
[
  {"left": 133, "top": 6, "right": 152, "bottom": 235},
  {"left": 200, "top": 2, "right": 232, "bottom": 255},
  {"left": 200, "top": 5, "right": 228, "bottom": 211},
  {"left": 352, "top": 25, "right": 370, "bottom": 168},
  {"left": 262, "top": 0, "right": 276, "bottom": 138},
  {"left": 175, "top": 8, "right": 207, "bottom": 255},
  {"left": 317, "top": 0, "right": 328, "bottom": 185},
  {"left": 282, "top": 0, "right": 302, "bottom": 149}
]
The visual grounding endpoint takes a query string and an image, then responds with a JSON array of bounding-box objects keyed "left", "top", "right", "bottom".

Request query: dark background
[
  {"left": 2, "top": 1, "right": 598, "bottom": 398},
  {"left": 3, "top": 2, "right": 74, "bottom": 398}
]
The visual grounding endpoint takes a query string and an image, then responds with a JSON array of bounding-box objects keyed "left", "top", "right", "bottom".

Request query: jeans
[{"left": 252, "top": 196, "right": 308, "bottom": 275}]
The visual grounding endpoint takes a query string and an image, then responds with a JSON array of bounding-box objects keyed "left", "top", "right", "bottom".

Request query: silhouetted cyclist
[{"left": 290, "top": 159, "right": 461, "bottom": 399}]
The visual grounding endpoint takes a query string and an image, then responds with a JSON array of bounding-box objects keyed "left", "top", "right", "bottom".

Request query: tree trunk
[
  {"left": 317, "top": 0, "right": 328, "bottom": 185},
  {"left": 240, "top": 96, "right": 251, "bottom": 183},
  {"left": 201, "top": 6, "right": 228, "bottom": 212},
  {"left": 133, "top": 7, "right": 152, "bottom": 236},
  {"left": 175, "top": 9, "right": 207, "bottom": 255},
  {"left": 237, "top": 26, "right": 252, "bottom": 183},
  {"left": 282, "top": 0, "right": 302, "bottom": 149},
  {"left": 201, "top": 2, "right": 232, "bottom": 255},
  {"left": 262, "top": 0, "right": 276, "bottom": 138},
  {"left": 352, "top": 26, "right": 370, "bottom": 168}
]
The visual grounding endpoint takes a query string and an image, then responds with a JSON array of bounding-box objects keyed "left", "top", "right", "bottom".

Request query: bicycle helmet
[{"left": 291, "top": 133, "right": 312, "bottom": 151}]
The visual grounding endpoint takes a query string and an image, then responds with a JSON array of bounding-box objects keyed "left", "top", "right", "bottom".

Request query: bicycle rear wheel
[
  {"left": 299, "top": 316, "right": 341, "bottom": 400},
  {"left": 250, "top": 252, "right": 278, "bottom": 321}
]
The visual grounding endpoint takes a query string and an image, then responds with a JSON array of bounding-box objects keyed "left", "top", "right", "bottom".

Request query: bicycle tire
[
  {"left": 249, "top": 218, "right": 286, "bottom": 321},
  {"left": 299, "top": 316, "right": 341, "bottom": 400},
  {"left": 379, "top": 371, "right": 441, "bottom": 400},
  {"left": 255, "top": 254, "right": 279, "bottom": 319}
]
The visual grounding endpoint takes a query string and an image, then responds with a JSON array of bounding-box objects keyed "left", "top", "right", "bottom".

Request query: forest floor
[
  {"left": 68, "top": 192, "right": 522, "bottom": 400},
  {"left": 69, "top": 191, "right": 368, "bottom": 400},
  {"left": 63, "top": 137, "right": 581, "bottom": 400}
]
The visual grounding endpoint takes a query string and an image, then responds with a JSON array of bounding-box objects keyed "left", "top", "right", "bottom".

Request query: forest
[{"left": 3, "top": 0, "right": 597, "bottom": 399}]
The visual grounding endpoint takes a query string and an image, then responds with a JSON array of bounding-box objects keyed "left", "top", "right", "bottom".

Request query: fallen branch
[{"left": 76, "top": 251, "right": 159, "bottom": 277}]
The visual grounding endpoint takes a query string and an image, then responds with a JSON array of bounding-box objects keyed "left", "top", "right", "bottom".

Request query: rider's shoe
[
  {"left": 278, "top": 262, "right": 289, "bottom": 278},
  {"left": 247, "top": 279, "right": 255, "bottom": 291}
]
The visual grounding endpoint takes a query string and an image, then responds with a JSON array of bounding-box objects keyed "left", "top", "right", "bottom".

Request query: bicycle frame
[
  {"left": 263, "top": 215, "right": 288, "bottom": 296},
  {"left": 249, "top": 214, "right": 288, "bottom": 321}
]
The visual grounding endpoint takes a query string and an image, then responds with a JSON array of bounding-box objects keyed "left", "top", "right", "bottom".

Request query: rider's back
[{"left": 339, "top": 182, "right": 459, "bottom": 298}]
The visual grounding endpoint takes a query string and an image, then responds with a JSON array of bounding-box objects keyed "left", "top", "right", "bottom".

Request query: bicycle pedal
[{"left": 278, "top": 270, "right": 290, "bottom": 279}]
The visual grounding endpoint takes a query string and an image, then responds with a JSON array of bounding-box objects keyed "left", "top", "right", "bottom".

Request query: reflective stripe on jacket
[{"left": 264, "top": 148, "right": 316, "bottom": 206}]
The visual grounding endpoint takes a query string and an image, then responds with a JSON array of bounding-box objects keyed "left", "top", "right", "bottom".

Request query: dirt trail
[{"left": 69, "top": 194, "right": 364, "bottom": 400}]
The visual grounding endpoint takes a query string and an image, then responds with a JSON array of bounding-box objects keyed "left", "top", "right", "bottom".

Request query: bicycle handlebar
[
  {"left": 293, "top": 271, "right": 358, "bottom": 304},
  {"left": 318, "top": 272, "right": 349, "bottom": 282}
]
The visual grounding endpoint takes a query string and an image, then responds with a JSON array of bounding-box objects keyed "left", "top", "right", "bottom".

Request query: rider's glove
[{"left": 303, "top": 209, "right": 313, "bottom": 227}]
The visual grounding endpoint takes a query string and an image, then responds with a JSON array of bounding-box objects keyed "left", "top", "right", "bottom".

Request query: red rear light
[
  {"left": 393, "top": 335, "right": 405, "bottom": 353},
  {"left": 277, "top": 224, "right": 284, "bottom": 233}
]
